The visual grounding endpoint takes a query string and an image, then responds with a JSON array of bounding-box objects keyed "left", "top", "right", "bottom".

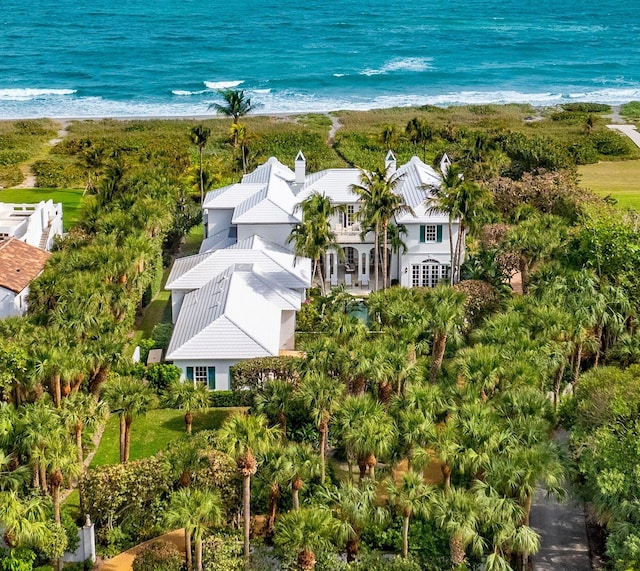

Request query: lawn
[
  {"left": 579, "top": 160, "right": 640, "bottom": 209},
  {"left": 0, "top": 187, "right": 83, "bottom": 230},
  {"left": 90, "top": 407, "right": 243, "bottom": 467}
]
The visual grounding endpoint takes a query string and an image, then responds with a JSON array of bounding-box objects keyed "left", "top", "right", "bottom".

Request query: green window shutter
[
  {"left": 207, "top": 367, "right": 216, "bottom": 390},
  {"left": 186, "top": 367, "right": 194, "bottom": 381},
  {"left": 436, "top": 225, "right": 443, "bottom": 243},
  {"left": 419, "top": 225, "right": 425, "bottom": 243}
]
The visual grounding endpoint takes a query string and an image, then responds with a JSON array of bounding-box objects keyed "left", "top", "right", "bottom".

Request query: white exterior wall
[
  {"left": 205, "top": 209, "right": 233, "bottom": 238},
  {"left": 173, "top": 359, "right": 237, "bottom": 391},
  {"left": 237, "top": 224, "right": 294, "bottom": 249},
  {"left": 0, "top": 286, "right": 28, "bottom": 318},
  {"left": 0, "top": 201, "right": 63, "bottom": 250},
  {"left": 280, "top": 310, "right": 296, "bottom": 351}
]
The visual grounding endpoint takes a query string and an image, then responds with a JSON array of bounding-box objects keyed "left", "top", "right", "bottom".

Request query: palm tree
[
  {"left": 229, "top": 122, "right": 250, "bottom": 174},
  {"left": 217, "top": 412, "right": 279, "bottom": 559},
  {"left": 162, "top": 381, "right": 210, "bottom": 435},
  {"left": 164, "top": 487, "right": 224, "bottom": 571},
  {"left": 288, "top": 192, "right": 343, "bottom": 294},
  {"left": 320, "top": 479, "right": 385, "bottom": 561},
  {"left": 385, "top": 470, "right": 433, "bottom": 558},
  {"left": 380, "top": 124, "right": 398, "bottom": 151},
  {"left": 352, "top": 166, "right": 410, "bottom": 289},
  {"left": 285, "top": 443, "right": 321, "bottom": 510},
  {"left": 426, "top": 284, "right": 466, "bottom": 383},
  {"left": 298, "top": 373, "right": 345, "bottom": 484},
  {"left": 433, "top": 486, "right": 484, "bottom": 569},
  {"left": 0, "top": 450, "right": 28, "bottom": 492},
  {"left": 405, "top": 117, "right": 433, "bottom": 161},
  {"left": 274, "top": 508, "right": 347, "bottom": 571},
  {"left": 260, "top": 444, "right": 295, "bottom": 533},
  {"left": 60, "top": 393, "right": 107, "bottom": 512},
  {"left": 254, "top": 379, "right": 293, "bottom": 437},
  {"left": 209, "top": 89, "right": 259, "bottom": 124},
  {"left": 43, "top": 435, "right": 80, "bottom": 527},
  {"left": 0, "top": 491, "right": 48, "bottom": 552},
  {"left": 189, "top": 125, "right": 211, "bottom": 205},
  {"left": 102, "top": 376, "right": 155, "bottom": 463}
]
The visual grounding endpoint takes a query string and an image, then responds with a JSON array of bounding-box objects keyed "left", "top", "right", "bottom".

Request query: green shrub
[
  {"left": 132, "top": 541, "right": 182, "bottom": 571},
  {"left": 209, "top": 390, "right": 253, "bottom": 408},
  {"left": 0, "top": 547, "right": 36, "bottom": 571},
  {"left": 0, "top": 150, "right": 29, "bottom": 166},
  {"left": 230, "top": 356, "right": 301, "bottom": 391},
  {"left": 144, "top": 364, "right": 181, "bottom": 393},
  {"left": 591, "top": 130, "right": 634, "bottom": 156},
  {"left": 561, "top": 102, "right": 611, "bottom": 113},
  {"left": 151, "top": 323, "right": 173, "bottom": 351},
  {"left": 202, "top": 532, "right": 244, "bottom": 571},
  {"left": 60, "top": 560, "right": 93, "bottom": 571},
  {"left": 32, "top": 159, "right": 83, "bottom": 188},
  {"left": 0, "top": 165, "right": 24, "bottom": 187},
  {"left": 620, "top": 101, "right": 640, "bottom": 118}
]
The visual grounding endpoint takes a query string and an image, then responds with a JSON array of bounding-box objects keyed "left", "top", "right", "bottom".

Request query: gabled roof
[
  {"left": 296, "top": 168, "right": 363, "bottom": 204},
  {"left": 393, "top": 156, "right": 448, "bottom": 223},
  {"left": 166, "top": 266, "right": 293, "bottom": 361},
  {"left": 0, "top": 238, "right": 50, "bottom": 293},
  {"left": 203, "top": 158, "right": 300, "bottom": 224},
  {"left": 241, "top": 157, "right": 295, "bottom": 184},
  {"left": 199, "top": 229, "right": 237, "bottom": 254},
  {"left": 167, "top": 234, "right": 311, "bottom": 291}
]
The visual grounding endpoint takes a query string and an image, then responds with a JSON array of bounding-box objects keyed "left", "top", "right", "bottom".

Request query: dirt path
[
  {"left": 326, "top": 113, "right": 342, "bottom": 146},
  {"left": 12, "top": 120, "right": 70, "bottom": 189},
  {"left": 97, "top": 528, "right": 185, "bottom": 571},
  {"left": 607, "top": 124, "right": 640, "bottom": 149}
]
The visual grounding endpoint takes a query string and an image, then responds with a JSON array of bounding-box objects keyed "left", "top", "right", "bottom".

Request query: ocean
[{"left": 1, "top": 0, "right": 639, "bottom": 118}]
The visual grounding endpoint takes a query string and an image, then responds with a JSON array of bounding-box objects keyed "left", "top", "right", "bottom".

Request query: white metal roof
[
  {"left": 166, "top": 234, "right": 311, "bottom": 291},
  {"left": 202, "top": 183, "right": 265, "bottom": 210},
  {"left": 241, "top": 157, "right": 295, "bottom": 184},
  {"left": 166, "top": 266, "right": 289, "bottom": 361},
  {"left": 296, "top": 168, "right": 363, "bottom": 204}
]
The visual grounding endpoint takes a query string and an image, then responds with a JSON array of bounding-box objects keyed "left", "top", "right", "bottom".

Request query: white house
[
  {"left": 165, "top": 265, "right": 304, "bottom": 390},
  {"left": 166, "top": 234, "right": 311, "bottom": 322},
  {"left": 294, "top": 151, "right": 461, "bottom": 289},
  {"left": 0, "top": 200, "right": 63, "bottom": 251},
  {"left": 0, "top": 238, "right": 51, "bottom": 317}
]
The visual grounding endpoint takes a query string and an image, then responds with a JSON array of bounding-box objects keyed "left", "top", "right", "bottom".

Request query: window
[
  {"left": 419, "top": 225, "right": 441, "bottom": 243},
  {"left": 186, "top": 366, "right": 216, "bottom": 390},
  {"left": 410, "top": 260, "right": 448, "bottom": 288},
  {"left": 343, "top": 205, "right": 356, "bottom": 228}
]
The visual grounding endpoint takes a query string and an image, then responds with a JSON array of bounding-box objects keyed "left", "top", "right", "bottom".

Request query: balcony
[{"left": 333, "top": 223, "right": 373, "bottom": 244}]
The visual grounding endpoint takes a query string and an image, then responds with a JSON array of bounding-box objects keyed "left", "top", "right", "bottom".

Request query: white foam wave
[
  {"left": 2, "top": 87, "right": 640, "bottom": 120},
  {"left": 333, "top": 73, "right": 346, "bottom": 77},
  {"left": 361, "top": 57, "right": 433, "bottom": 76},
  {"left": 0, "top": 88, "right": 77, "bottom": 101},
  {"left": 251, "top": 89, "right": 271, "bottom": 94},
  {"left": 171, "top": 89, "right": 208, "bottom": 96},
  {"left": 204, "top": 80, "right": 244, "bottom": 90}
]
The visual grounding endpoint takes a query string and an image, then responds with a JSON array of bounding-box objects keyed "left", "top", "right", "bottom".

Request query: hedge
[{"left": 209, "top": 390, "right": 254, "bottom": 408}]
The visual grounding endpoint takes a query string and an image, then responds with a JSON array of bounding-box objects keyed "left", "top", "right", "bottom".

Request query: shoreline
[{"left": 0, "top": 103, "right": 629, "bottom": 125}]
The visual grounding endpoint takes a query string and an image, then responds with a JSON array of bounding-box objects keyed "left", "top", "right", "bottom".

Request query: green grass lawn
[
  {"left": 579, "top": 160, "right": 640, "bottom": 209},
  {"left": 0, "top": 187, "right": 83, "bottom": 230},
  {"left": 90, "top": 407, "right": 243, "bottom": 467},
  {"left": 182, "top": 224, "right": 204, "bottom": 256}
]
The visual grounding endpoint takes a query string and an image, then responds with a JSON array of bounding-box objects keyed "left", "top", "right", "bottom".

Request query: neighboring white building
[
  {"left": 0, "top": 200, "right": 63, "bottom": 251},
  {"left": 165, "top": 265, "right": 303, "bottom": 390},
  {"left": 0, "top": 238, "right": 51, "bottom": 317}
]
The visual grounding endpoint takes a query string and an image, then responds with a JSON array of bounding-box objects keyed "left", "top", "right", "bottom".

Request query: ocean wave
[
  {"left": 251, "top": 89, "right": 271, "bottom": 94},
  {"left": 360, "top": 57, "right": 433, "bottom": 76},
  {"left": 2, "top": 87, "right": 640, "bottom": 120},
  {"left": 0, "top": 88, "right": 77, "bottom": 101},
  {"left": 171, "top": 89, "right": 209, "bottom": 96},
  {"left": 204, "top": 80, "right": 244, "bottom": 90},
  {"left": 333, "top": 73, "right": 347, "bottom": 78}
]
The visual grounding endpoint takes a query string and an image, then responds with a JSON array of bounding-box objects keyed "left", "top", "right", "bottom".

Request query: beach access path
[{"left": 607, "top": 124, "right": 640, "bottom": 149}]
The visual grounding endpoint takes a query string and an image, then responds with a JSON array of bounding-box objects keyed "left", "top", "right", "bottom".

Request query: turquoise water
[{"left": 1, "top": 0, "right": 639, "bottom": 118}]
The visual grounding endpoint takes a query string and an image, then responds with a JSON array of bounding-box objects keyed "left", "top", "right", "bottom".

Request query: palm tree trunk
[
  {"left": 39, "top": 461, "right": 47, "bottom": 493},
  {"left": 455, "top": 223, "right": 465, "bottom": 284},
  {"left": 319, "top": 421, "right": 327, "bottom": 484},
  {"left": 311, "top": 259, "right": 318, "bottom": 290},
  {"left": 199, "top": 147, "right": 204, "bottom": 206},
  {"left": 196, "top": 537, "right": 203, "bottom": 571},
  {"left": 267, "top": 484, "right": 279, "bottom": 532},
  {"left": 292, "top": 488, "right": 300, "bottom": 511},
  {"left": 430, "top": 332, "right": 447, "bottom": 383},
  {"left": 382, "top": 221, "right": 389, "bottom": 289},
  {"left": 52, "top": 373, "right": 61, "bottom": 408},
  {"left": 346, "top": 538, "right": 359, "bottom": 563},
  {"left": 76, "top": 424, "right": 86, "bottom": 513},
  {"left": 402, "top": 515, "right": 410, "bottom": 557},
  {"left": 594, "top": 324, "right": 603, "bottom": 367},
  {"left": 185, "top": 411, "right": 193, "bottom": 435},
  {"left": 124, "top": 417, "right": 133, "bottom": 463},
  {"left": 119, "top": 415, "right": 126, "bottom": 463},
  {"left": 573, "top": 343, "right": 583, "bottom": 384},
  {"left": 553, "top": 362, "right": 566, "bottom": 411},
  {"left": 520, "top": 256, "right": 530, "bottom": 295},
  {"left": 185, "top": 528, "right": 193, "bottom": 571},
  {"left": 243, "top": 474, "right": 251, "bottom": 559},
  {"left": 450, "top": 533, "right": 466, "bottom": 567},
  {"left": 442, "top": 464, "right": 451, "bottom": 493},
  {"left": 53, "top": 484, "right": 61, "bottom": 525}
]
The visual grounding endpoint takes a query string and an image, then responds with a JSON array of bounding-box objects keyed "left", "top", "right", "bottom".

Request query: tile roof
[{"left": 0, "top": 238, "right": 50, "bottom": 293}]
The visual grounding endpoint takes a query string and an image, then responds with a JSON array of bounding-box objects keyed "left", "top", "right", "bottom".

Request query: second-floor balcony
[{"left": 333, "top": 223, "right": 374, "bottom": 244}]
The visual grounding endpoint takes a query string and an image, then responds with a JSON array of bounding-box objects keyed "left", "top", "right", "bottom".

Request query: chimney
[
  {"left": 295, "top": 150, "right": 306, "bottom": 184},
  {"left": 440, "top": 152, "right": 452, "bottom": 175},
  {"left": 385, "top": 150, "right": 397, "bottom": 175}
]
